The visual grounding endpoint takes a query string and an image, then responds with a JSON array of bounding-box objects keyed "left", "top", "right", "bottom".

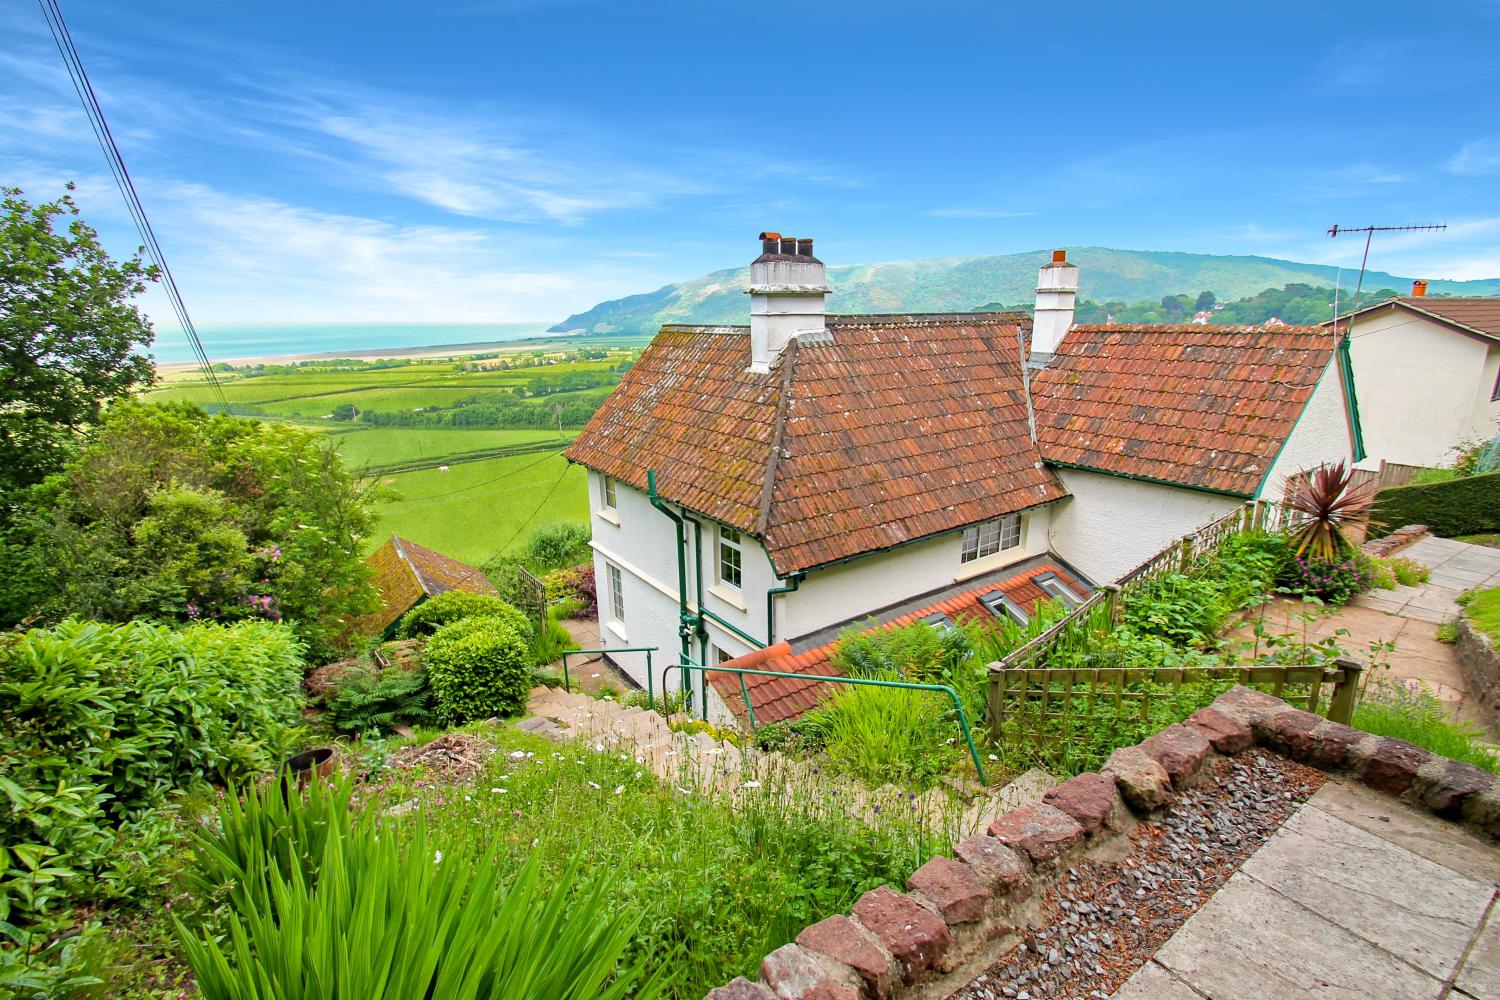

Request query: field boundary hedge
[{"left": 1369, "top": 470, "right": 1500, "bottom": 539}]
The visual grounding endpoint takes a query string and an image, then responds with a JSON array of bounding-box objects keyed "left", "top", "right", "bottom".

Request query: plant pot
[{"left": 284, "top": 747, "right": 338, "bottom": 784}]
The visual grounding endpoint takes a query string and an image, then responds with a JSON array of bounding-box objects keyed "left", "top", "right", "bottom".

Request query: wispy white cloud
[
  {"left": 1446, "top": 138, "right": 1500, "bottom": 176},
  {"left": 926, "top": 207, "right": 1035, "bottom": 220}
]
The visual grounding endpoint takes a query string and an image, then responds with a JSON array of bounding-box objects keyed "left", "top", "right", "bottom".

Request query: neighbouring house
[
  {"left": 1335, "top": 283, "right": 1500, "bottom": 468},
  {"left": 562, "top": 235, "right": 1361, "bottom": 719},
  {"left": 354, "top": 534, "right": 499, "bottom": 637}
]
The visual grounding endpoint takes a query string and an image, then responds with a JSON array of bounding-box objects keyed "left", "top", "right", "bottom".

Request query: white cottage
[
  {"left": 1337, "top": 287, "right": 1500, "bottom": 468},
  {"left": 562, "top": 236, "right": 1361, "bottom": 716}
]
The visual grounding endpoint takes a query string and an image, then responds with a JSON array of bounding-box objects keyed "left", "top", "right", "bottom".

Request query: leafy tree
[
  {"left": 1, "top": 401, "right": 379, "bottom": 661},
  {"left": 0, "top": 185, "right": 157, "bottom": 496}
]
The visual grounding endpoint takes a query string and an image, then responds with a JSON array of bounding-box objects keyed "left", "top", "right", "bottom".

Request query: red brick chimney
[{"left": 1411, "top": 279, "right": 1428, "bottom": 297}]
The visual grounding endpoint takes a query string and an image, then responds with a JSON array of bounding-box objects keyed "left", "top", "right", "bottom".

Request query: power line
[
  {"left": 37, "top": 0, "right": 229, "bottom": 408},
  {"left": 379, "top": 445, "right": 571, "bottom": 503},
  {"left": 481, "top": 464, "right": 573, "bottom": 569}
]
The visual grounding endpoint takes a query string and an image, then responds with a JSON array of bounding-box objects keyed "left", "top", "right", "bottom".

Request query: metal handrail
[
  {"left": 670, "top": 660, "right": 988, "bottom": 785},
  {"left": 560, "top": 646, "right": 659, "bottom": 708}
]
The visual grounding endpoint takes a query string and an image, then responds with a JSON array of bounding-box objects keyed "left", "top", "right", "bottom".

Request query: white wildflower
[
  {"left": 433, "top": 849, "right": 443, "bottom": 865},
  {"left": 509, "top": 751, "right": 527, "bottom": 760},
  {"left": 677, "top": 786, "right": 692, "bottom": 795},
  {"left": 743, "top": 780, "right": 762, "bottom": 789},
  {"left": 614, "top": 785, "right": 624, "bottom": 795},
  {"left": 588, "top": 781, "right": 600, "bottom": 790},
  {"left": 491, "top": 787, "right": 507, "bottom": 794}
]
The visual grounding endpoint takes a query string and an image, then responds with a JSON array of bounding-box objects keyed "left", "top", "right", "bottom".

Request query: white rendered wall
[
  {"left": 1256, "top": 361, "right": 1355, "bottom": 502},
  {"left": 1046, "top": 469, "right": 1238, "bottom": 584},
  {"left": 587, "top": 472, "right": 1057, "bottom": 664},
  {"left": 1347, "top": 311, "right": 1499, "bottom": 467}
]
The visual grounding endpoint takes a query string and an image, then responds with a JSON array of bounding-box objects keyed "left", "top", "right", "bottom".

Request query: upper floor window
[
  {"left": 601, "top": 475, "right": 618, "bottom": 511},
  {"left": 961, "top": 513, "right": 1021, "bottom": 564},
  {"left": 718, "top": 526, "right": 743, "bottom": 589},
  {"left": 606, "top": 562, "right": 625, "bottom": 623}
]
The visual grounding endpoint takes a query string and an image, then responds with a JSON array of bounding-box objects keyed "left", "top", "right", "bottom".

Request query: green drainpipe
[
  {"left": 681, "top": 512, "right": 712, "bottom": 710},
  {"left": 766, "top": 573, "right": 804, "bottom": 646},
  {"left": 646, "top": 470, "right": 695, "bottom": 693}
]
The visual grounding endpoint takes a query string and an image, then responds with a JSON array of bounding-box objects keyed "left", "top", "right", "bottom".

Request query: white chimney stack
[
  {"left": 1031, "top": 248, "right": 1078, "bottom": 362},
  {"left": 747, "top": 232, "right": 828, "bottom": 373}
]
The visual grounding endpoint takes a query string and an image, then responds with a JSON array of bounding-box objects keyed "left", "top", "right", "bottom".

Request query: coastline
[{"left": 151, "top": 329, "right": 617, "bottom": 374}]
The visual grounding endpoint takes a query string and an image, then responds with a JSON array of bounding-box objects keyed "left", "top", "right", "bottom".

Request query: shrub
[
  {"left": 1386, "top": 556, "right": 1430, "bottom": 587},
  {"left": 0, "top": 619, "right": 305, "bottom": 961},
  {"left": 1278, "top": 552, "right": 1379, "bottom": 605},
  {"left": 524, "top": 522, "right": 592, "bottom": 572},
  {"left": 320, "top": 663, "right": 435, "bottom": 735},
  {"left": 1369, "top": 470, "right": 1500, "bottom": 539},
  {"left": 1123, "top": 574, "right": 1228, "bottom": 646},
  {"left": 829, "top": 620, "right": 972, "bottom": 682},
  {"left": 542, "top": 564, "right": 598, "bottom": 619},
  {"left": 179, "top": 775, "right": 653, "bottom": 1000},
  {"left": 1281, "top": 461, "right": 1377, "bottom": 559},
  {"left": 1354, "top": 678, "right": 1500, "bottom": 773},
  {"left": 802, "top": 686, "right": 960, "bottom": 788},
  {"left": 395, "top": 590, "right": 530, "bottom": 638},
  {"left": 424, "top": 616, "right": 530, "bottom": 722}
]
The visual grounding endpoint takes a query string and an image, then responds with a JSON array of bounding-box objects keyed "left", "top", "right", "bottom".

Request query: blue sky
[{"left": 4, "top": 0, "right": 1499, "bottom": 354}]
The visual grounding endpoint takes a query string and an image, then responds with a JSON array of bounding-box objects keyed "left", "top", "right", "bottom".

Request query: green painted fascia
[
  {"left": 1048, "top": 461, "right": 1252, "bottom": 500},
  {"left": 1337, "top": 337, "right": 1368, "bottom": 463}
]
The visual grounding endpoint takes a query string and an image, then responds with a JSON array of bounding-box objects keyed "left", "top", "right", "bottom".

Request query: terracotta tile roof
[
  {"left": 353, "top": 535, "right": 498, "bottom": 635},
  {"left": 1350, "top": 297, "right": 1500, "bottom": 344},
  {"left": 564, "top": 314, "right": 1067, "bottom": 575},
  {"left": 706, "top": 562, "right": 1087, "bottom": 726},
  {"left": 1031, "top": 325, "right": 1338, "bottom": 497}
]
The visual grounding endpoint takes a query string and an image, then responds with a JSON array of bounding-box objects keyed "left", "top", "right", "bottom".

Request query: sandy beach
[{"left": 152, "top": 331, "right": 598, "bottom": 375}]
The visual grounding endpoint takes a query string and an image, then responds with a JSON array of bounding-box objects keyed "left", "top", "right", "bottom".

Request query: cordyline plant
[{"left": 1280, "top": 461, "right": 1379, "bottom": 560}]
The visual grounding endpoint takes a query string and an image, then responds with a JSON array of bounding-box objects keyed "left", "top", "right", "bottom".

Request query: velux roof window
[
  {"left": 980, "top": 590, "right": 1029, "bottom": 626},
  {"left": 1035, "top": 572, "right": 1084, "bottom": 609},
  {"left": 920, "top": 612, "right": 957, "bottom": 633}
]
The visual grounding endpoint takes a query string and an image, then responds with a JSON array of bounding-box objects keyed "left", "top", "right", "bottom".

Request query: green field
[
  {"left": 148, "top": 349, "right": 623, "bottom": 563},
  {"left": 368, "top": 449, "right": 588, "bottom": 564}
]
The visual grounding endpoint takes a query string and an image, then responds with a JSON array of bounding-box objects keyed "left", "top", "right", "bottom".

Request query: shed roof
[
  {"left": 706, "top": 561, "right": 1087, "bottom": 726},
  {"left": 356, "top": 535, "right": 499, "bottom": 635}
]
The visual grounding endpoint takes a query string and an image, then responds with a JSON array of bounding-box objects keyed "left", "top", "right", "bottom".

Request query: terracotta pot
[{"left": 283, "top": 747, "right": 338, "bottom": 784}]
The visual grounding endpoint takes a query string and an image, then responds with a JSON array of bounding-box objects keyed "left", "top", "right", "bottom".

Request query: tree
[
  {"left": 0, "top": 185, "right": 157, "bottom": 496},
  {"left": 1, "top": 401, "right": 380, "bottom": 662}
]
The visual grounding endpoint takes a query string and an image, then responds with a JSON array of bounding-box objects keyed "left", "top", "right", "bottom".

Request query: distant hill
[{"left": 550, "top": 247, "right": 1500, "bottom": 335}]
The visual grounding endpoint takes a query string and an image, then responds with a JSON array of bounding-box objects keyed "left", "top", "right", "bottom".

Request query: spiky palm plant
[{"left": 1280, "top": 461, "right": 1379, "bottom": 560}]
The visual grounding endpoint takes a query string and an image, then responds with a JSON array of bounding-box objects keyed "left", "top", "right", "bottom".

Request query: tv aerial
[{"left": 1327, "top": 223, "right": 1446, "bottom": 338}]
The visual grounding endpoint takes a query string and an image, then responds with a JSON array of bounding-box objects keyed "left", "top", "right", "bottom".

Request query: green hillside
[{"left": 550, "top": 247, "right": 1500, "bottom": 335}]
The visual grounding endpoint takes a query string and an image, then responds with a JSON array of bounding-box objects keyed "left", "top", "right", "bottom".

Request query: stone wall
[
  {"left": 705, "top": 686, "right": 1500, "bottom": 1000},
  {"left": 1362, "top": 523, "right": 1428, "bottom": 558},
  {"left": 1457, "top": 617, "right": 1500, "bottom": 715}
]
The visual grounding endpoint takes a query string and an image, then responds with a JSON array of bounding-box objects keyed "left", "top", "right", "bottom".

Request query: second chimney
[
  {"left": 1032, "top": 249, "right": 1078, "bottom": 362},
  {"left": 1412, "top": 279, "right": 1428, "bottom": 297},
  {"left": 747, "top": 232, "right": 828, "bottom": 373}
]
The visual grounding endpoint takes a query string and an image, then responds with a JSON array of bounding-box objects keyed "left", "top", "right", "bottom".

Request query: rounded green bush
[
  {"left": 424, "top": 615, "right": 530, "bottom": 722},
  {"left": 395, "top": 590, "right": 530, "bottom": 639}
]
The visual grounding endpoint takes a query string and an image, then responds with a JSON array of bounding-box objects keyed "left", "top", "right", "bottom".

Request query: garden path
[
  {"left": 1111, "top": 779, "right": 1500, "bottom": 999},
  {"left": 522, "top": 685, "right": 1055, "bottom": 839},
  {"left": 1224, "top": 536, "right": 1500, "bottom": 731}
]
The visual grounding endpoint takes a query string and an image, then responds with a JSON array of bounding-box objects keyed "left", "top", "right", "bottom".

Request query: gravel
[{"left": 947, "top": 748, "right": 1325, "bottom": 1000}]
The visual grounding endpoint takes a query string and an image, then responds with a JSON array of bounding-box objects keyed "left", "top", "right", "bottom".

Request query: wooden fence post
[
  {"left": 1104, "top": 583, "right": 1123, "bottom": 626},
  {"left": 986, "top": 662, "right": 1007, "bottom": 740},
  {"left": 1327, "top": 656, "right": 1366, "bottom": 726}
]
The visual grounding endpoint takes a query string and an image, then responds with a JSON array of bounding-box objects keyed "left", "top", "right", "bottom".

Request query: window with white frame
[
  {"left": 606, "top": 562, "right": 624, "bottom": 623},
  {"left": 601, "top": 475, "right": 618, "bottom": 511},
  {"left": 1035, "top": 572, "right": 1084, "bottom": 609},
  {"left": 960, "top": 513, "right": 1022, "bottom": 563},
  {"left": 979, "top": 590, "right": 1029, "bottom": 625},
  {"left": 717, "top": 525, "right": 743, "bottom": 589}
]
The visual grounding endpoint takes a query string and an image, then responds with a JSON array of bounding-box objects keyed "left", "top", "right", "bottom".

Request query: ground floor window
[{"left": 606, "top": 562, "right": 625, "bottom": 623}]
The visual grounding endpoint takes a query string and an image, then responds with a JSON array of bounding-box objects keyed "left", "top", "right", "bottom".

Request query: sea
[{"left": 149, "top": 321, "right": 562, "bottom": 365}]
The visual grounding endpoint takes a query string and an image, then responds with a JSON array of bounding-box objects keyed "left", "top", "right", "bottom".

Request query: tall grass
[
  {"left": 802, "top": 687, "right": 961, "bottom": 787},
  {"left": 1353, "top": 679, "right": 1500, "bottom": 774}
]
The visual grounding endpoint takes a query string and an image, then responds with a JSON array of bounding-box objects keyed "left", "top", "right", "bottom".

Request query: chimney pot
[
  {"left": 1412, "top": 279, "right": 1428, "bottom": 297},
  {"left": 797, "top": 238, "right": 813, "bottom": 257},
  {"left": 1052, "top": 248, "right": 1067, "bottom": 263},
  {"left": 780, "top": 236, "right": 799, "bottom": 255},
  {"left": 760, "top": 231, "right": 782, "bottom": 254}
]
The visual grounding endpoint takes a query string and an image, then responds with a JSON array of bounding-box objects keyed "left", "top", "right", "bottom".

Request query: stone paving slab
[
  {"left": 1239, "top": 803, "right": 1493, "bottom": 979},
  {"left": 1110, "top": 781, "right": 1500, "bottom": 999}
]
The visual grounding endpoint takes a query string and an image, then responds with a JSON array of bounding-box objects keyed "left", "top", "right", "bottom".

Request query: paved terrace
[{"left": 1114, "top": 778, "right": 1499, "bottom": 998}]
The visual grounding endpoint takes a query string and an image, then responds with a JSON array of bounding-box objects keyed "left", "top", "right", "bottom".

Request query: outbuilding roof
[
  {"left": 1030, "top": 324, "right": 1339, "bottom": 497},
  {"left": 564, "top": 314, "right": 1068, "bottom": 575},
  {"left": 356, "top": 535, "right": 498, "bottom": 636},
  {"left": 705, "top": 561, "right": 1088, "bottom": 726}
]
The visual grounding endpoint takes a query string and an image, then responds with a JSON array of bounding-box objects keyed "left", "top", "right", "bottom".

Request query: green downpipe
[
  {"left": 682, "top": 512, "right": 713, "bottom": 712},
  {"left": 646, "top": 469, "right": 695, "bottom": 704},
  {"left": 766, "top": 573, "right": 803, "bottom": 645}
]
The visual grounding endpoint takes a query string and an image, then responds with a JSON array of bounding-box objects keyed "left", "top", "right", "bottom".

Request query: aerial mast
[{"left": 1326, "top": 223, "right": 1447, "bottom": 339}]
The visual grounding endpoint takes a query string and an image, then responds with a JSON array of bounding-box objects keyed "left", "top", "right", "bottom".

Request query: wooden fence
[{"left": 988, "top": 658, "right": 1365, "bottom": 770}]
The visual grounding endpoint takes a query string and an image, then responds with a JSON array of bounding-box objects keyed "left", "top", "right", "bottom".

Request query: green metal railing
[
  {"left": 665, "top": 660, "right": 988, "bottom": 785},
  {"left": 560, "top": 646, "right": 659, "bottom": 707}
]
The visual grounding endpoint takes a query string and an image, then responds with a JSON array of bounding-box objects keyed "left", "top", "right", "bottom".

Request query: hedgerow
[{"left": 1369, "top": 470, "right": 1500, "bottom": 539}]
